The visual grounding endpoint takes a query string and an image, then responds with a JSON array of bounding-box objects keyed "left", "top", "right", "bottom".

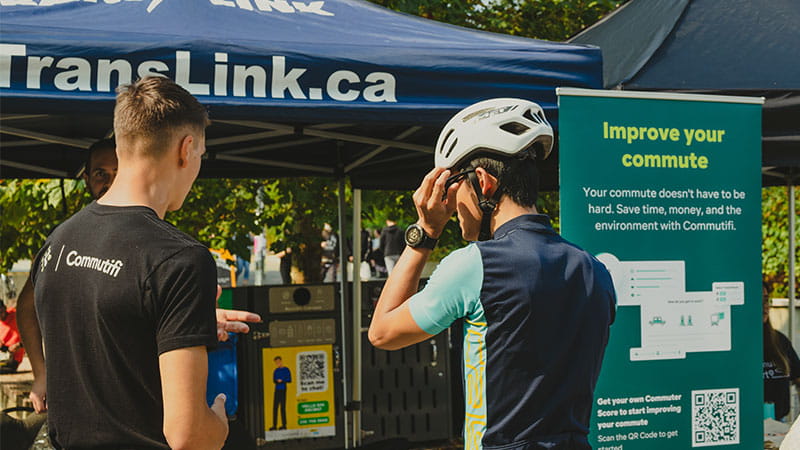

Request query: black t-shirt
[
  {"left": 31, "top": 202, "right": 217, "bottom": 449},
  {"left": 764, "top": 328, "right": 800, "bottom": 420},
  {"left": 379, "top": 224, "right": 405, "bottom": 257},
  {"left": 277, "top": 242, "right": 292, "bottom": 271}
]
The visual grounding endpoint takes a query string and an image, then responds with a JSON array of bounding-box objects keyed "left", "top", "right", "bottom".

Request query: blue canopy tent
[
  {"left": 0, "top": 1, "right": 602, "bottom": 447},
  {"left": 0, "top": 0, "right": 601, "bottom": 190},
  {"left": 569, "top": 0, "right": 800, "bottom": 187}
]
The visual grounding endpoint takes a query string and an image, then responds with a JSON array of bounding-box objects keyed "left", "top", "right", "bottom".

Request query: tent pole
[
  {"left": 789, "top": 175, "right": 798, "bottom": 422},
  {"left": 352, "top": 189, "right": 363, "bottom": 447},
  {"left": 790, "top": 177, "right": 797, "bottom": 341},
  {"left": 337, "top": 175, "right": 351, "bottom": 449}
]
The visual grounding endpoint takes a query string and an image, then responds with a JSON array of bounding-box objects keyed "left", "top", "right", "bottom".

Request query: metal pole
[
  {"left": 790, "top": 179, "right": 797, "bottom": 343},
  {"left": 352, "top": 189, "right": 363, "bottom": 447},
  {"left": 337, "top": 176, "right": 350, "bottom": 449},
  {"left": 789, "top": 178, "right": 797, "bottom": 422}
]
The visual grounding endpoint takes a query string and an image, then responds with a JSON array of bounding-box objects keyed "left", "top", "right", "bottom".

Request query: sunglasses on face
[{"left": 444, "top": 169, "right": 475, "bottom": 193}]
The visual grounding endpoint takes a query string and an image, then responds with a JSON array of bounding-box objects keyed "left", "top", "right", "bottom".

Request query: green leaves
[
  {"left": 0, "top": 179, "right": 89, "bottom": 272},
  {"left": 762, "top": 186, "right": 800, "bottom": 297},
  {"left": 369, "top": 0, "right": 621, "bottom": 41}
]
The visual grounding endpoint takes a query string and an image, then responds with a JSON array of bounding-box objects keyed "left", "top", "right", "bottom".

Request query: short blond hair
[{"left": 114, "top": 77, "right": 209, "bottom": 158}]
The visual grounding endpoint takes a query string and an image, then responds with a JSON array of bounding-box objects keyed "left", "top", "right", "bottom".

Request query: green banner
[
  {"left": 558, "top": 89, "right": 763, "bottom": 449},
  {"left": 298, "top": 401, "right": 329, "bottom": 414}
]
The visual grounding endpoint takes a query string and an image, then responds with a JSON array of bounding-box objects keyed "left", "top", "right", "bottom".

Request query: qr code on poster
[
  {"left": 297, "top": 350, "right": 328, "bottom": 394},
  {"left": 691, "top": 388, "right": 739, "bottom": 447}
]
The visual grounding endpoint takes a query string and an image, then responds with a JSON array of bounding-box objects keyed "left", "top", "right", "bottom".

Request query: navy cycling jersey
[{"left": 409, "top": 214, "right": 616, "bottom": 450}]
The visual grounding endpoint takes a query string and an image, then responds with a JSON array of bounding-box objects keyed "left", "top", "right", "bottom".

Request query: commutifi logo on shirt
[
  {"left": 65, "top": 250, "right": 124, "bottom": 278},
  {"left": 40, "top": 246, "right": 52, "bottom": 272}
]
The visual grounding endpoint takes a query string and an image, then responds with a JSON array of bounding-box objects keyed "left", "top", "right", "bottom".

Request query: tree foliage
[
  {"left": 762, "top": 186, "right": 800, "bottom": 297},
  {"left": 369, "top": 0, "right": 621, "bottom": 41},
  {"left": 165, "top": 178, "right": 267, "bottom": 260},
  {"left": 0, "top": 179, "right": 89, "bottom": 273},
  {"left": 259, "top": 177, "right": 341, "bottom": 282}
]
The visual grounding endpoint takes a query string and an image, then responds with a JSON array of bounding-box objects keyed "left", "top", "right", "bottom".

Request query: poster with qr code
[
  {"left": 691, "top": 388, "right": 739, "bottom": 447},
  {"left": 560, "top": 91, "right": 763, "bottom": 449},
  {"left": 261, "top": 345, "right": 336, "bottom": 441}
]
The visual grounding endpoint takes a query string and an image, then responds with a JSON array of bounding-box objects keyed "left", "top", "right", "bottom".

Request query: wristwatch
[{"left": 404, "top": 223, "right": 438, "bottom": 250}]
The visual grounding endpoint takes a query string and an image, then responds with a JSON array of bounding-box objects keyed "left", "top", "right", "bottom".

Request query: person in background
[
  {"left": 0, "top": 301, "right": 24, "bottom": 374},
  {"left": 369, "top": 229, "right": 387, "bottom": 278},
  {"left": 763, "top": 280, "right": 800, "bottom": 421},
  {"left": 274, "top": 230, "right": 293, "bottom": 285},
  {"left": 320, "top": 223, "right": 339, "bottom": 282},
  {"left": 379, "top": 218, "right": 405, "bottom": 274}
]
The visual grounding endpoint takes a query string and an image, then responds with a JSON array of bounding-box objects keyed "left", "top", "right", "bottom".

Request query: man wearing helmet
[{"left": 368, "top": 99, "right": 616, "bottom": 450}]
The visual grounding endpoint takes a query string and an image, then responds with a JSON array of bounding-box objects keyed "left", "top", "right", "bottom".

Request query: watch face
[{"left": 405, "top": 225, "right": 423, "bottom": 246}]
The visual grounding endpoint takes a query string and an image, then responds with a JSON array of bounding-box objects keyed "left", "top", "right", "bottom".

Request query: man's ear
[
  {"left": 177, "top": 134, "right": 194, "bottom": 168},
  {"left": 475, "top": 167, "right": 498, "bottom": 197}
]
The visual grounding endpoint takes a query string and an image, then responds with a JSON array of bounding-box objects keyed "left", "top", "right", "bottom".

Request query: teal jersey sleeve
[{"left": 408, "top": 244, "right": 483, "bottom": 335}]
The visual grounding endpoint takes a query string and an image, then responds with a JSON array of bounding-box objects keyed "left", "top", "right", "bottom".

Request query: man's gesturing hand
[{"left": 215, "top": 284, "right": 261, "bottom": 342}]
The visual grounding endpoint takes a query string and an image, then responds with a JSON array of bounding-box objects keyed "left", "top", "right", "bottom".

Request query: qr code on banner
[
  {"left": 691, "top": 388, "right": 739, "bottom": 447},
  {"left": 297, "top": 350, "right": 328, "bottom": 394}
]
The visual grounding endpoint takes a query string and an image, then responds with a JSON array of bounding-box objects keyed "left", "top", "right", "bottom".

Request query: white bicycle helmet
[{"left": 435, "top": 98, "right": 553, "bottom": 169}]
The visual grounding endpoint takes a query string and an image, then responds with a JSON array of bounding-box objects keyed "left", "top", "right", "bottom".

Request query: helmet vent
[
  {"left": 439, "top": 128, "right": 455, "bottom": 154},
  {"left": 499, "top": 121, "right": 530, "bottom": 135},
  {"left": 522, "top": 108, "right": 540, "bottom": 124},
  {"left": 445, "top": 138, "right": 458, "bottom": 159}
]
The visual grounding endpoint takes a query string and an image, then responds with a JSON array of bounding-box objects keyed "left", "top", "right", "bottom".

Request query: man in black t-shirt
[
  {"left": 18, "top": 139, "right": 261, "bottom": 416},
  {"left": 31, "top": 77, "right": 228, "bottom": 449}
]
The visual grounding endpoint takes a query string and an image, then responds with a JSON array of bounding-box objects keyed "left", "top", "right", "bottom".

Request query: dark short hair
[
  {"left": 274, "top": 356, "right": 282, "bottom": 361},
  {"left": 84, "top": 138, "right": 116, "bottom": 175},
  {"left": 114, "top": 77, "right": 209, "bottom": 158},
  {"left": 463, "top": 152, "right": 540, "bottom": 207}
]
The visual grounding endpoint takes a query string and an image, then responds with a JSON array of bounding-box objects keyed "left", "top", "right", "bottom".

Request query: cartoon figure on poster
[
  {"left": 263, "top": 345, "right": 336, "bottom": 441},
  {"left": 270, "top": 356, "right": 291, "bottom": 430}
]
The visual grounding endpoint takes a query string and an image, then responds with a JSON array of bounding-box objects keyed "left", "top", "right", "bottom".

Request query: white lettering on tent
[
  {"left": 0, "top": 45, "right": 398, "bottom": 104},
  {"left": 214, "top": 52, "right": 228, "bottom": 96},
  {"left": 54, "top": 57, "right": 91, "bottom": 91},
  {"left": 272, "top": 55, "right": 306, "bottom": 99},
  {"left": 363, "top": 72, "right": 396, "bottom": 102},
  {"left": 175, "top": 50, "right": 210, "bottom": 96},
  {"left": 0, "top": 44, "right": 26, "bottom": 88},
  {"left": 327, "top": 70, "right": 359, "bottom": 101},
  {"left": 292, "top": 1, "right": 332, "bottom": 16},
  {"left": 233, "top": 64, "right": 267, "bottom": 97},
  {"left": 138, "top": 60, "right": 169, "bottom": 78},
  {"left": 0, "top": 0, "right": 335, "bottom": 15},
  {"left": 235, "top": 0, "right": 254, "bottom": 11},
  {"left": 146, "top": 0, "right": 162, "bottom": 12},
  {"left": 97, "top": 59, "right": 133, "bottom": 92},
  {"left": 27, "top": 56, "right": 54, "bottom": 89},
  {"left": 253, "top": 0, "right": 294, "bottom": 13}
]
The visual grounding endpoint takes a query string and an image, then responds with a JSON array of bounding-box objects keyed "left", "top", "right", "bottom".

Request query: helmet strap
[{"left": 467, "top": 170, "right": 501, "bottom": 241}]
